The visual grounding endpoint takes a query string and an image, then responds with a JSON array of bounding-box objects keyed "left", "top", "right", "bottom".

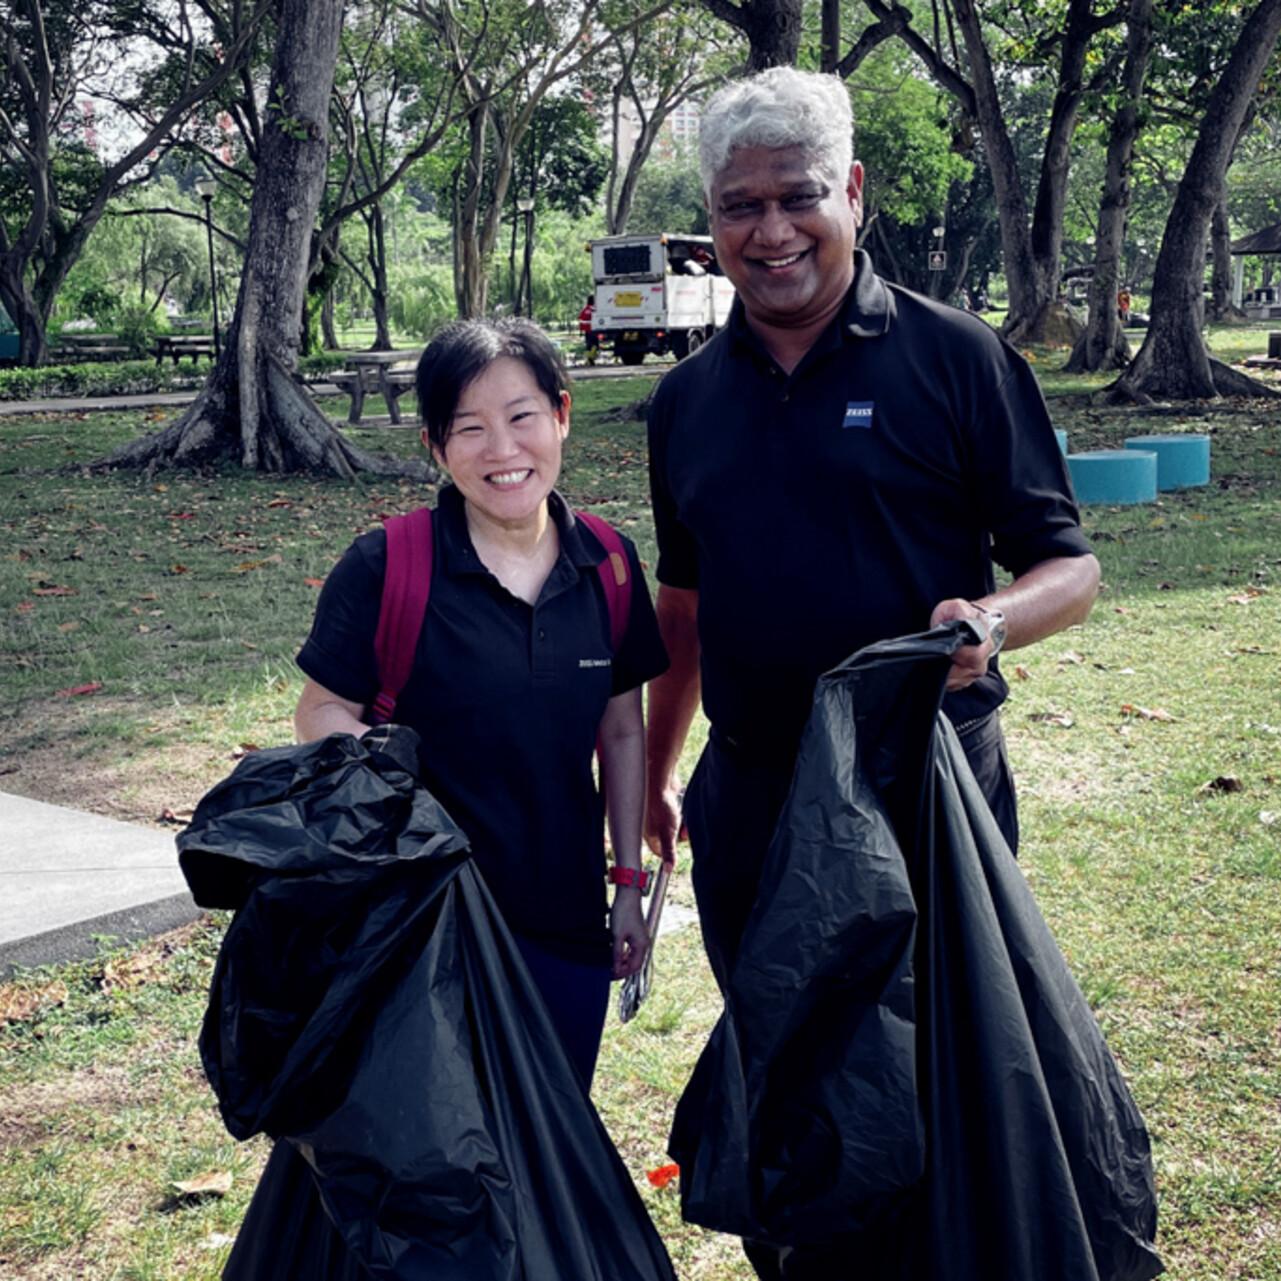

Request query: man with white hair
[{"left": 645, "top": 66, "right": 1099, "bottom": 1275}]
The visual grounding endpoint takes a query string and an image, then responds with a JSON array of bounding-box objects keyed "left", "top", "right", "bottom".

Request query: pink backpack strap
[
  {"left": 369, "top": 507, "right": 434, "bottom": 725},
  {"left": 575, "top": 510, "right": 632, "bottom": 652}
]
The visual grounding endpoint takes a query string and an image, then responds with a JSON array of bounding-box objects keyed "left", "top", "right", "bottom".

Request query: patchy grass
[{"left": 1, "top": 358, "right": 1280, "bottom": 1278}]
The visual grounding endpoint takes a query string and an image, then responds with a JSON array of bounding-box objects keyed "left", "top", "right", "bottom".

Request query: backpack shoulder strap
[
  {"left": 369, "top": 506, "right": 434, "bottom": 725},
  {"left": 575, "top": 509, "right": 632, "bottom": 652}
]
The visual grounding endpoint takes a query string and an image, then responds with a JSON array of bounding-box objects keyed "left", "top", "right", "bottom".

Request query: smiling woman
[{"left": 292, "top": 316, "right": 669, "bottom": 1090}]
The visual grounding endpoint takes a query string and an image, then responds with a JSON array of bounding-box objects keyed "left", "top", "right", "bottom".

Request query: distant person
[
  {"left": 578, "top": 294, "right": 600, "bottom": 364},
  {"left": 645, "top": 67, "right": 1099, "bottom": 1275},
  {"left": 1117, "top": 286, "right": 1132, "bottom": 325},
  {"left": 296, "top": 317, "right": 669, "bottom": 1087}
]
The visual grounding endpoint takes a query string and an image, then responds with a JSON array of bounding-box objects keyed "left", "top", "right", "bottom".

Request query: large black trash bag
[
  {"left": 177, "top": 726, "right": 676, "bottom": 1281},
  {"left": 670, "top": 624, "right": 1162, "bottom": 1281}
]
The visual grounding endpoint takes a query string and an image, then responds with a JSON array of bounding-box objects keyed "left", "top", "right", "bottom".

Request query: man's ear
[{"left": 848, "top": 161, "right": 865, "bottom": 229}]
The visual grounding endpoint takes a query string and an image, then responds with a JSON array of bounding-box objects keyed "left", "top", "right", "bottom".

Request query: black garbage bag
[
  {"left": 670, "top": 623, "right": 1162, "bottom": 1281},
  {"left": 177, "top": 726, "right": 676, "bottom": 1281}
]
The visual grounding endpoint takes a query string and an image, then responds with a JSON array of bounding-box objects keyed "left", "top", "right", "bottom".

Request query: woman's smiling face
[{"left": 429, "top": 356, "right": 570, "bottom": 530}]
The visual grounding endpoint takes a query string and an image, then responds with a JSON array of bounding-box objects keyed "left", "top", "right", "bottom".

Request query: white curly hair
[{"left": 699, "top": 67, "right": 854, "bottom": 199}]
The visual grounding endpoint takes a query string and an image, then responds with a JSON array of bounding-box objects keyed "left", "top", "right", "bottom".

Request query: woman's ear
[
  {"left": 422, "top": 426, "right": 447, "bottom": 471},
  {"left": 557, "top": 390, "right": 571, "bottom": 440}
]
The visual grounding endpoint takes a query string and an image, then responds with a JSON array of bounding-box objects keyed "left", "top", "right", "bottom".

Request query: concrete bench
[{"left": 331, "top": 364, "right": 416, "bottom": 424}]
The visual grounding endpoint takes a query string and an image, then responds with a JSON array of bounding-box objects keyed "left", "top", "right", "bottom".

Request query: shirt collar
[
  {"left": 727, "top": 248, "right": 894, "bottom": 364},
  {"left": 434, "top": 483, "right": 596, "bottom": 576}
]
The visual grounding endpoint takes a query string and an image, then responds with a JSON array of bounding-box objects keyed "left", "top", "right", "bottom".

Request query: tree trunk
[
  {"left": 1066, "top": 0, "right": 1152, "bottom": 374},
  {"left": 455, "top": 103, "right": 490, "bottom": 318},
  {"left": 1113, "top": 0, "right": 1281, "bottom": 402},
  {"left": 1207, "top": 193, "right": 1238, "bottom": 322},
  {"left": 949, "top": 0, "right": 1040, "bottom": 333},
  {"left": 97, "top": 0, "right": 430, "bottom": 477},
  {"left": 0, "top": 274, "right": 49, "bottom": 365},
  {"left": 821, "top": 0, "right": 841, "bottom": 72},
  {"left": 369, "top": 203, "right": 392, "bottom": 349},
  {"left": 321, "top": 286, "right": 338, "bottom": 350},
  {"left": 704, "top": 0, "right": 803, "bottom": 69}
]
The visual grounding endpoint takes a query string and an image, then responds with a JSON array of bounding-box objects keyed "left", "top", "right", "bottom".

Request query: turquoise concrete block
[
  {"left": 1123, "top": 433, "right": 1210, "bottom": 490},
  {"left": 1054, "top": 428, "right": 1068, "bottom": 455},
  {"left": 1067, "top": 449, "right": 1158, "bottom": 505}
]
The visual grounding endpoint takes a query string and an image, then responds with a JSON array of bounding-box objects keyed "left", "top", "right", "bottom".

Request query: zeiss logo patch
[{"left": 843, "top": 401, "right": 875, "bottom": 429}]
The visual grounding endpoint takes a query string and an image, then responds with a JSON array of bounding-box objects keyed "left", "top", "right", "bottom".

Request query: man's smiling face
[{"left": 709, "top": 144, "right": 863, "bottom": 336}]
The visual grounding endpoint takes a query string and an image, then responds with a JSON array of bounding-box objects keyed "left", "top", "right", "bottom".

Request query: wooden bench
[
  {"left": 154, "top": 335, "right": 216, "bottom": 364},
  {"left": 52, "top": 342, "right": 132, "bottom": 363}
]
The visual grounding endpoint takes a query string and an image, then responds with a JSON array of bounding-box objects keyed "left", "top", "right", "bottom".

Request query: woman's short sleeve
[{"left": 295, "top": 530, "right": 386, "bottom": 704}]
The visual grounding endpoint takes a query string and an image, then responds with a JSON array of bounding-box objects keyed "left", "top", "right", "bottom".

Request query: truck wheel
[
  {"left": 619, "top": 350, "right": 645, "bottom": 366},
  {"left": 685, "top": 329, "right": 705, "bottom": 356}
]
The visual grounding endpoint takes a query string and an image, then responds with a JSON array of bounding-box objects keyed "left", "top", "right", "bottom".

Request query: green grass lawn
[{"left": 1, "top": 360, "right": 1279, "bottom": 1278}]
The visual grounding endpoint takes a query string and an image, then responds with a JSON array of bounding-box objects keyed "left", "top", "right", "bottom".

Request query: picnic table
[
  {"left": 330, "top": 348, "right": 420, "bottom": 424},
  {"left": 154, "top": 334, "right": 216, "bottom": 364}
]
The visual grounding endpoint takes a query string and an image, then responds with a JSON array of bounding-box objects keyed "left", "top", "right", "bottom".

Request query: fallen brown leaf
[
  {"left": 1013, "top": 664, "right": 1032, "bottom": 681},
  {"left": 0, "top": 980, "right": 68, "bottom": 1024},
  {"left": 1120, "top": 703, "right": 1175, "bottom": 722},
  {"left": 1028, "top": 711, "right": 1074, "bottom": 729},
  {"left": 173, "top": 1170, "right": 233, "bottom": 1199}
]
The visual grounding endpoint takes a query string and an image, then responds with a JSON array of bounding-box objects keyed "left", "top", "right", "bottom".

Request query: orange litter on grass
[{"left": 646, "top": 1163, "right": 680, "bottom": 1189}]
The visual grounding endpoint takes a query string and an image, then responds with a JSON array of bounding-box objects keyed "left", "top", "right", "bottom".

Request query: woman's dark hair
[{"left": 416, "top": 317, "right": 569, "bottom": 452}]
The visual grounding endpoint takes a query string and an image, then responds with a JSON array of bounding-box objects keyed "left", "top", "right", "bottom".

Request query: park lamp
[
  {"left": 516, "top": 196, "right": 535, "bottom": 214},
  {"left": 195, "top": 176, "right": 221, "bottom": 359}
]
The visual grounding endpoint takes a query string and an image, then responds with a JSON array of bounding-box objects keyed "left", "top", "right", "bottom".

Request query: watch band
[
  {"left": 971, "top": 602, "right": 1007, "bottom": 655},
  {"left": 607, "top": 865, "right": 651, "bottom": 892}
]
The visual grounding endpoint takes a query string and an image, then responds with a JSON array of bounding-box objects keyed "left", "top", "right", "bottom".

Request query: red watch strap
[{"left": 607, "top": 866, "right": 651, "bottom": 891}]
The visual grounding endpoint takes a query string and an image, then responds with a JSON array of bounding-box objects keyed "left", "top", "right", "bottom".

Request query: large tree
[
  {"left": 411, "top": 0, "right": 672, "bottom": 319},
  {"left": 700, "top": 0, "right": 802, "bottom": 69},
  {"left": 0, "top": 0, "right": 266, "bottom": 365},
  {"left": 596, "top": 0, "right": 728, "bottom": 235},
  {"left": 102, "top": 0, "right": 424, "bottom": 477},
  {"left": 1112, "top": 0, "right": 1281, "bottom": 401},
  {"left": 1065, "top": 0, "right": 1154, "bottom": 373}
]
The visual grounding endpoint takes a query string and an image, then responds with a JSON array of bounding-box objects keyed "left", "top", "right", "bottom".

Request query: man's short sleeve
[
  {"left": 647, "top": 380, "right": 700, "bottom": 590},
  {"left": 975, "top": 352, "right": 1094, "bottom": 578},
  {"left": 611, "top": 539, "right": 670, "bottom": 695},
  {"left": 295, "top": 531, "right": 385, "bottom": 703}
]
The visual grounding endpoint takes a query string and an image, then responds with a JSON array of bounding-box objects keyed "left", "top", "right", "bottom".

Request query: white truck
[{"left": 586, "top": 233, "right": 735, "bottom": 365}]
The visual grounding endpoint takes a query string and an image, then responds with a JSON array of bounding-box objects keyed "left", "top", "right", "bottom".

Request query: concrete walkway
[
  {"left": 0, "top": 791, "right": 198, "bottom": 979},
  {"left": 0, "top": 786, "right": 697, "bottom": 981}
]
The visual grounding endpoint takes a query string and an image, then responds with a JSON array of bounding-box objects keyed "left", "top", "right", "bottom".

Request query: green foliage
[
  {"left": 627, "top": 155, "right": 708, "bottom": 235},
  {"left": 0, "top": 360, "right": 209, "bottom": 401}
]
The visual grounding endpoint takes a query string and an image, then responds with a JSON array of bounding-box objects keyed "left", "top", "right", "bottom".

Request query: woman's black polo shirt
[
  {"left": 648, "top": 252, "right": 1092, "bottom": 754},
  {"left": 297, "top": 485, "right": 669, "bottom": 964}
]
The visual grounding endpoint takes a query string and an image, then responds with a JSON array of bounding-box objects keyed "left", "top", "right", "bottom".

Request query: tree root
[{"left": 91, "top": 354, "right": 436, "bottom": 480}]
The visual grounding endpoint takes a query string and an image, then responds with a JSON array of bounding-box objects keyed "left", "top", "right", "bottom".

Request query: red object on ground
[
  {"left": 646, "top": 1163, "right": 680, "bottom": 1189},
  {"left": 55, "top": 682, "right": 103, "bottom": 698}
]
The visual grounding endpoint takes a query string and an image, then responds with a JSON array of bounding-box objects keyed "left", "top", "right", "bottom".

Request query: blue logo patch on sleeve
[{"left": 843, "top": 401, "right": 874, "bottom": 429}]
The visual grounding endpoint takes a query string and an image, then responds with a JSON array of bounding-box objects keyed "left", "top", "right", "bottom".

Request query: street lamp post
[
  {"left": 516, "top": 196, "right": 535, "bottom": 318},
  {"left": 195, "top": 176, "right": 221, "bottom": 359}
]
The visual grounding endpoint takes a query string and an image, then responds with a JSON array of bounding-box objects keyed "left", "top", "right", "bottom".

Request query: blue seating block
[
  {"left": 1067, "top": 449, "right": 1158, "bottom": 505},
  {"left": 1123, "top": 434, "right": 1210, "bottom": 490}
]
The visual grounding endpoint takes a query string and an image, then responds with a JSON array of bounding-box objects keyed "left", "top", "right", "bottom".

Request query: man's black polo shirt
[
  {"left": 648, "top": 250, "right": 1091, "bottom": 753},
  {"left": 297, "top": 484, "right": 669, "bottom": 963}
]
